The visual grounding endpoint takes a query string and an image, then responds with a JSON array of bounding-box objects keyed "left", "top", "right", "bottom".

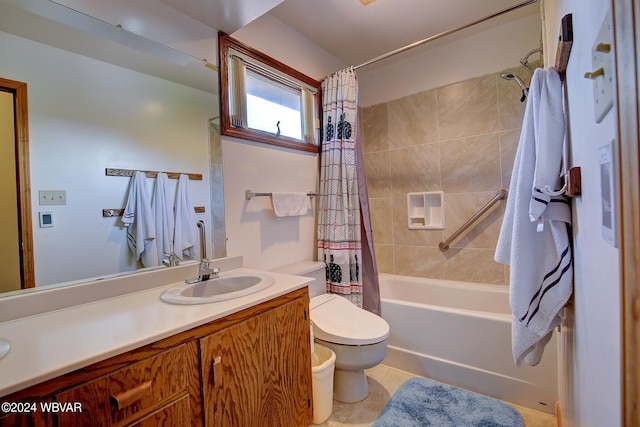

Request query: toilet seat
[{"left": 310, "top": 294, "right": 390, "bottom": 346}]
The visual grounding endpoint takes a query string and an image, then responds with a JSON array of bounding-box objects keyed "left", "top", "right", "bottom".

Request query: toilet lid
[{"left": 310, "top": 294, "right": 390, "bottom": 346}]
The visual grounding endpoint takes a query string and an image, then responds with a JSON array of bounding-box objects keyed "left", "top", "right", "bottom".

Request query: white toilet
[{"left": 274, "top": 261, "right": 390, "bottom": 403}]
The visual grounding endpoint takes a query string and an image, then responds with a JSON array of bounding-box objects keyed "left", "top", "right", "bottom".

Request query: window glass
[{"left": 245, "top": 69, "right": 302, "bottom": 140}]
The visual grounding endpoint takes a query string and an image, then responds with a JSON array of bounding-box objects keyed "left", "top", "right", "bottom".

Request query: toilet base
[{"left": 333, "top": 368, "right": 369, "bottom": 403}]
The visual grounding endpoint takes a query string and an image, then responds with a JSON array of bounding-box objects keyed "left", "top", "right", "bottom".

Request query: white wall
[
  {"left": 222, "top": 138, "right": 318, "bottom": 270},
  {"left": 0, "top": 31, "right": 217, "bottom": 286},
  {"left": 543, "top": 1, "right": 621, "bottom": 426}
]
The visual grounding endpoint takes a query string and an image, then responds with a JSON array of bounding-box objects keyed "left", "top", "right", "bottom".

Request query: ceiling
[
  {"left": 157, "top": 0, "right": 287, "bottom": 35},
  {"left": 171, "top": 0, "right": 540, "bottom": 68},
  {"left": 0, "top": 0, "right": 540, "bottom": 92}
]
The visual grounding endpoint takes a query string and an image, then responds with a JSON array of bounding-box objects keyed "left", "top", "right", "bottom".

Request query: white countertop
[{"left": 0, "top": 265, "right": 310, "bottom": 398}]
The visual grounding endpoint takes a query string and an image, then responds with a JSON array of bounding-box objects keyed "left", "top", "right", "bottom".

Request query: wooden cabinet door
[
  {"left": 260, "top": 296, "right": 312, "bottom": 426},
  {"left": 200, "top": 311, "right": 263, "bottom": 426},
  {"left": 0, "top": 399, "right": 54, "bottom": 427},
  {"left": 200, "top": 296, "right": 311, "bottom": 427}
]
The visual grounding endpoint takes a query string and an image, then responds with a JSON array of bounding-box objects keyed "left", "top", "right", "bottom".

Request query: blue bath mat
[{"left": 373, "top": 378, "right": 524, "bottom": 427}]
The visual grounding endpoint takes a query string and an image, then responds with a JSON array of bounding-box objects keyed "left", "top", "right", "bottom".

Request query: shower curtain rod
[{"left": 353, "top": 0, "right": 539, "bottom": 70}]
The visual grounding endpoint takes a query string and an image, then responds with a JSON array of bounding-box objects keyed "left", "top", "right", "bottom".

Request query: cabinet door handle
[
  {"left": 212, "top": 356, "right": 222, "bottom": 387},
  {"left": 110, "top": 380, "right": 152, "bottom": 410}
]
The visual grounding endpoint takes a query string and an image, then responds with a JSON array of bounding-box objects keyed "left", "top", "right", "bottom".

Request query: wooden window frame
[{"left": 218, "top": 32, "right": 321, "bottom": 154}]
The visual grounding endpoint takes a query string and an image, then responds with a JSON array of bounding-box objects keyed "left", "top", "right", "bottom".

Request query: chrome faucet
[{"left": 186, "top": 259, "right": 220, "bottom": 284}]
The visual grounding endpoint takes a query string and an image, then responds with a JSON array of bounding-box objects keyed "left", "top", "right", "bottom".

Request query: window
[
  {"left": 218, "top": 33, "right": 321, "bottom": 153},
  {"left": 246, "top": 68, "right": 302, "bottom": 139}
]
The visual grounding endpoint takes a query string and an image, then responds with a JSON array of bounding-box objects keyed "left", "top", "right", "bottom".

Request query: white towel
[
  {"left": 271, "top": 192, "right": 311, "bottom": 217},
  {"left": 152, "top": 172, "right": 175, "bottom": 264},
  {"left": 173, "top": 174, "right": 198, "bottom": 261},
  {"left": 495, "top": 67, "right": 573, "bottom": 367},
  {"left": 122, "top": 171, "right": 158, "bottom": 267}
]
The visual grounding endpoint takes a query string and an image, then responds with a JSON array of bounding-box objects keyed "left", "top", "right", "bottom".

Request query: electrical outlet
[{"left": 39, "top": 190, "right": 67, "bottom": 205}]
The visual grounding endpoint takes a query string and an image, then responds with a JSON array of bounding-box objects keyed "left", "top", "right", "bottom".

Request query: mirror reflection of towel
[
  {"left": 153, "top": 172, "right": 174, "bottom": 264},
  {"left": 174, "top": 174, "right": 197, "bottom": 260},
  {"left": 122, "top": 171, "right": 158, "bottom": 267}
]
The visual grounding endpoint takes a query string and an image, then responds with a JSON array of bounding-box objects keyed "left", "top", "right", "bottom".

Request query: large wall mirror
[{"left": 0, "top": 0, "right": 225, "bottom": 297}]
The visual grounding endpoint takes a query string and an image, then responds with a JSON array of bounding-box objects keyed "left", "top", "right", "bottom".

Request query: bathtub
[{"left": 379, "top": 273, "right": 558, "bottom": 414}]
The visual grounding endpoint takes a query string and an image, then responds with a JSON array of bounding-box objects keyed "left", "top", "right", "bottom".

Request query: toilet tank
[{"left": 272, "top": 261, "right": 326, "bottom": 297}]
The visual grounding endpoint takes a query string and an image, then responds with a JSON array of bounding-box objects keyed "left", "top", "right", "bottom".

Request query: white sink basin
[{"left": 160, "top": 273, "right": 275, "bottom": 305}]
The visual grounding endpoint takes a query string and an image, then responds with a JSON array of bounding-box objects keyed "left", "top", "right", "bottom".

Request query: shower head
[{"left": 500, "top": 73, "right": 528, "bottom": 102}]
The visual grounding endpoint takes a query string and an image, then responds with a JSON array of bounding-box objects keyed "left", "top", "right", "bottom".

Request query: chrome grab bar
[
  {"left": 197, "top": 220, "right": 206, "bottom": 259},
  {"left": 439, "top": 189, "right": 508, "bottom": 252}
]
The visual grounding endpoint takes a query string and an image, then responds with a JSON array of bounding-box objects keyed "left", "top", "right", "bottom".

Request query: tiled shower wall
[{"left": 362, "top": 65, "right": 533, "bottom": 285}]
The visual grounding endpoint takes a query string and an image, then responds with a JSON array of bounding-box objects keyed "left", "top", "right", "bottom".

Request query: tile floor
[{"left": 311, "top": 364, "right": 557, "bottom": 427}]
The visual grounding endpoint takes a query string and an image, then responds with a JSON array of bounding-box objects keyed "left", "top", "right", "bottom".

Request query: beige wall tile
[
  {"left": 498, "top": 65, "right": 531, "bottom": 131},
  {"left": 364, "top": 150, "right": 392, "bottom": 198},
  {"left": 388, "top": 89, "right": 438, "bottom": 149},
  {"left": 394, "top": 246, "right": 443, "bottom": 279},
  {"left": 389, "top": 144, "right": 440, "bottom": 196},
  {"left": 374, "top": 244, "right": 394, "bottom": 273},
  {"left": 440, "top": 133, "right": 501, "bottom": 193},
  {"left": 362, "top": 103, "right": 389, "bottom": 153},
  {"left": 443, "top": 192, "right": 504, "bottom": 249},
  {"left": 443, "top": 247, "right": 505, "bottom": 284},
  {"left": 363, "top": 68, "right": 525, "bottom": 285},
  {"left": 437, "top": 75, "right": 499, "bottom": 140},
  {"left": 369, "top": 197, "right": 393, "bottom": 245}
]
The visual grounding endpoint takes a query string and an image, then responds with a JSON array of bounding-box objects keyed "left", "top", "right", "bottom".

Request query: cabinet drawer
[
  {"left": 128, "top": 394, "right": 190, "bottom": 427},
  {"left": 0, "top": 399, "right": 54, "bottom": 427},
  {"left": 57, "top": 343, "right": 190, "bottom": 426}
]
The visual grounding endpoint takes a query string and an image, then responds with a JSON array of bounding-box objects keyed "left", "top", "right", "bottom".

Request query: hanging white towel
[
  {"left": 122, "top": 171, "right": 158, "bottom": 267},
  {"left": 271, "top": 192, "right": 311, "bottom": 217},
  {"left": 495, "top": 67, "right": 573, "bottom": 367},
  {"left": 174, "top": 174, "right": 198, "bottom": 261},
  {"left": 152, "top": 172, "right": 175, "bottom": 264}
]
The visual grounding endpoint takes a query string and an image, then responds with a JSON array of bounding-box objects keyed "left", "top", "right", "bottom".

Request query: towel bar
[{"left": 245, "top": 190, "right": 317, "bottom": 200}]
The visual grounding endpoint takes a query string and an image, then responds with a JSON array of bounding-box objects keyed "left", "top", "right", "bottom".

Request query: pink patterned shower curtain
[{"left": 318, "top": 68, "right": 380, "bottom": 314}]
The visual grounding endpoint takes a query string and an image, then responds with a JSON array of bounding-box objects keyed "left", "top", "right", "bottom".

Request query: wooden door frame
[
  {"left": 612, "top": 0, "right": 640, "bottom": 425},
  {"left": 0, "top": 77, "right": 34, "bottom": 289}
]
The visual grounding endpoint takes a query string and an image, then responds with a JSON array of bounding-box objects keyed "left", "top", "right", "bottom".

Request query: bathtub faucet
[{"left": 185, "top": 259, "right": 220, "bottom": 283}]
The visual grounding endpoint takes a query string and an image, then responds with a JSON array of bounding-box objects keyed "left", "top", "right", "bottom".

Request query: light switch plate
[
  {"left": 599, "top": 139, "right": 617, "bottom": 247},
  {"left": 39, "top": 190, "right": 67, "bottom": 205},
  {"left": 591, "top": 10, "right": 614, "bottom": 123}
]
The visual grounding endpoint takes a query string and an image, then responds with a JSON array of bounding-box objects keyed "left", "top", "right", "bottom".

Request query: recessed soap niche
[{"left": 407, "top": 191, "right": 445, "bottom": 230}]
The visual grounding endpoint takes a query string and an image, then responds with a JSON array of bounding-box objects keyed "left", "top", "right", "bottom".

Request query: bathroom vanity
[{"left": 0, "top": 262, "right": 312, "bottom": 427}]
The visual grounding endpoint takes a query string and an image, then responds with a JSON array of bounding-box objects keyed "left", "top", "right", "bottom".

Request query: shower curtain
[{"left": 318, "top": 68, "right": 380, "bottom": 314}]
